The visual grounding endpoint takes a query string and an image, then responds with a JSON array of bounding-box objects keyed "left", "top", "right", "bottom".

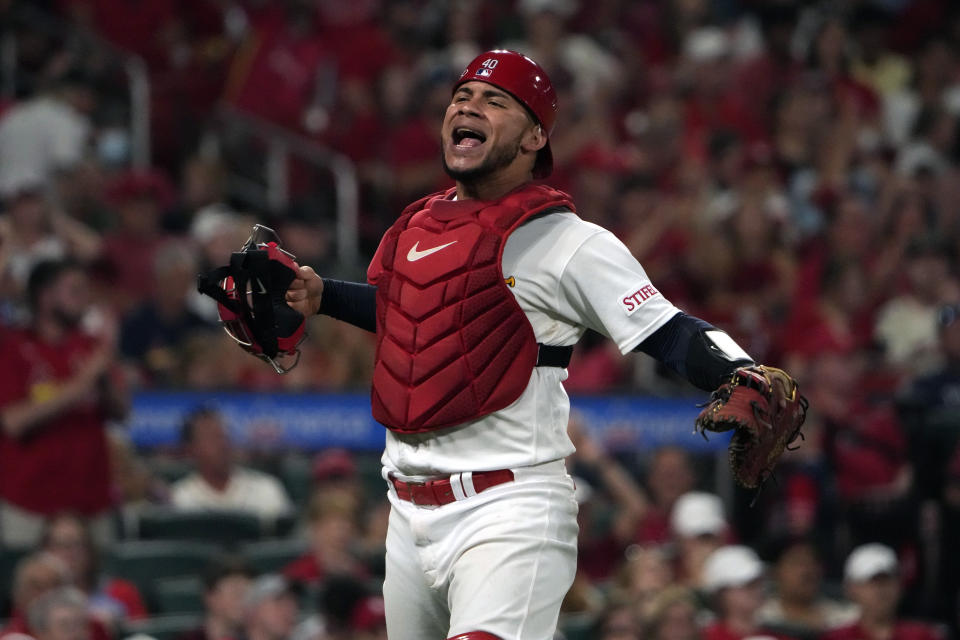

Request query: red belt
[{"left": 390, "top": 469, "right": 515, "bottom": 506}]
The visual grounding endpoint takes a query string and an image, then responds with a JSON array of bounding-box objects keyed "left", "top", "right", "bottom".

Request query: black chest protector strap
[{"left": 536, "top": 344, "right": 573, "bottom": 367}]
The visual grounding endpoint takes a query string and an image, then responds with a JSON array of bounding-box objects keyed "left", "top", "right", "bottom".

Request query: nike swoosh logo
[
  {"left": 254, "top": 278, "right": 267, "bottom": 294},
  {"left": 407, "top": 240, "right": 458, "bottom": 262}
]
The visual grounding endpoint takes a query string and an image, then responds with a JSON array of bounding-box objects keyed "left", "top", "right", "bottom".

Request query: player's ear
[{"left": 520, "top": 123, "right": 547, "bottom": 154}]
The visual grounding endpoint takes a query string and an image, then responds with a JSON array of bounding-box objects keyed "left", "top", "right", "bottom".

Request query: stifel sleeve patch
[{"left": 619, "top": 283, "right": 660, "bottom": 316}]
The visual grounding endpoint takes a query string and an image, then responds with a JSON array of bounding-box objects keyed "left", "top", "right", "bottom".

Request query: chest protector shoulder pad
[{"left": 368, "top": 183, "right": 575, "bottom": 433}]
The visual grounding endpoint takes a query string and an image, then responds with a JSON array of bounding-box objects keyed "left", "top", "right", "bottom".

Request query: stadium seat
[
  {"left": 279, "top": 455, "right": 314, "bottom": 508},
  {"left": 559, "top": 614, "right": 595, "bottom": 640},
  {"left": 105, "top": 540, "right": 218, "bottom": 612},
  {"left": 356, "top": 454, "right": 388, "bottom": 502},
  {"left": 148, "top": 458, "right": 193, "bottom": 485},
  {"left": 135, "top": 508, "right": 263, "bottom": 545},
  {"left": 119, "top": 614, "right": 203, "bottom": 640},
  {"left": 239, "top": 538, "right": 309, "bottom": 574},
  {"left": 0, "top": 548, "right": 29, "bottom": 618},
  {"left": 154, "top": 576, "right": 205, "bottom": 615}
]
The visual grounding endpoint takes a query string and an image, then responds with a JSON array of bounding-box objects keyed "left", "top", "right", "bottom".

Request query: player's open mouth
[{"left": 453, "top": 127, "right": 486, "bottom": 149}]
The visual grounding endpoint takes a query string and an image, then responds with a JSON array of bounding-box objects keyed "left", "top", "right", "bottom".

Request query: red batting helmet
[{"left": 456, "top": 50, "right": 557, "bottom": 178}]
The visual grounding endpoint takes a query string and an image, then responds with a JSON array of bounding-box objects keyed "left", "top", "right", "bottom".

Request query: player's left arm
[
  {"left": 634, "top": 311, "right": 754, "bottom": 391},
  {"left": 551, "top": 225, "right": 755, "bottom": 392}
]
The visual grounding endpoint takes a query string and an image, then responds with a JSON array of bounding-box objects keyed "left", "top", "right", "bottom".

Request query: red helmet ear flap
[{"left": 197, "top": 225, "right": 306, "bottom": 374}]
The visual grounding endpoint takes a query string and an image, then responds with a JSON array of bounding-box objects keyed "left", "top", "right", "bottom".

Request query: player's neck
[{"left": 456, "top": 169, "right": 533, "bottom": 202}]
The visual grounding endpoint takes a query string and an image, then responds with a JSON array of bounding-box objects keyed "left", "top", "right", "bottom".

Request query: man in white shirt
[
  {"left": 170, "top": 407, "right": 292, "bottom": 520},
  {"left": 0, "top": 70, "right": 93, "bottom": 196}
]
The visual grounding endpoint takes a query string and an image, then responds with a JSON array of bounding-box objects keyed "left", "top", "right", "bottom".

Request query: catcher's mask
[{"left": 196, "top": 224, "right": 305, "bottom": 374}]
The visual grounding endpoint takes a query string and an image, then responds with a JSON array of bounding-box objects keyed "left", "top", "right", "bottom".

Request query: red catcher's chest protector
[{"left": 368, "top": 184, "right": 575, "bottom": 433}]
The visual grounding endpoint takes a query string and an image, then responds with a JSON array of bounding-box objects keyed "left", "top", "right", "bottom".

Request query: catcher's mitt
[
  {"left": 196, "top": 224, "right": 306, "bottom": 374},
  {"left": 695, "top": 365, "right": 808, "bottom": 490}
]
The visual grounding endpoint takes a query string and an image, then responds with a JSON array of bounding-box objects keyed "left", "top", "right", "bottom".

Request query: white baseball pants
[{"left": 382, "top": 460, "right": 579, "bottom": 640}]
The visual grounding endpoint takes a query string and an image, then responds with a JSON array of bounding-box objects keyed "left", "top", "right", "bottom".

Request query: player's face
[{"left": 441, "top": 81, "right": 540, "bottom": 181}]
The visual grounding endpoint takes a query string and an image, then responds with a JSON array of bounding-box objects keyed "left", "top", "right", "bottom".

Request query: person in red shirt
[
  {"left": 98, "top": 170, "right": 175, "bottom": 315},
  {"left": 0, "top": 259, "right": 127, "bottom": 549},
  {"left": 634, "top": 447, "right": 698, "bottom": 545},
  {"left": 821, "top": 545, "right": 945, "bottom": 640}
]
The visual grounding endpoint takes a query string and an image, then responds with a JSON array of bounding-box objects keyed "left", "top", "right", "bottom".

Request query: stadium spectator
[
  {"left": 177, "top": 555, "right": 254, "bottom": 640},
  {"left": 905, "top": 303, "right": 960, "bottom": 411},
  {"left": 642, "top": 585, "right": 702, "bottom": 640},
  {"left": 223, "top": 2, "right": 331, "bottom": 132},
  {"left": 592, "top": 599, "right": 644, "bottom": 640},
  {"left": 0, "top": 553, "right": 109, "bottom": 640},
  {"left": 671, "top": 492, "right": 730, "bottom": 588},
  {"left": 0, "top": 259, "right": 126, "bottom": 548},
  {"left": 39, "top": 513, "right": 147, "bottom": 629},
  {"left": 63, "top": 0, "right": 182, "bottom": 70},
  {"left": 119, "top": 241, "right": 215, "bottom": 385},
  {"left": 805, "top": 352, "right": 916, "bottom": 551},
  {"left": 701, "top": 545, "right": 788, "bottom": 640},
  {"left": 294, "top": 574, "right": 382, "bottom": 640},
  {"left": 873, "top": 237, "right": 957, "bottom": 376},
  {"left": 107, "top": 430, "right": 169, "bottom": 519},
  {"left": 165, "top": 155, "right": 228, "bottom": 234},
  {"left": 0, "top": 180, "right": 102, "bottom": 304},
  {"left": 821, "top": 544, "right": 944, "bottom": 640},
  {"left": 307, "top": 448, "right": 391, "bottom": 576},
  {"left": 242, "top": 575, "right": 299, "bottom": 640},
  {"left": 310, "top": 449, "right": 360, "bottom": 497},
  {"left": 0, "top": 68, "right": 94, "bottom": 198},
  {"left": 283, "top": 490, "right": 367, "bottom": 588},
  {"left": 348, "top": 594, "right": 387, "bottom": 640},
  {"left": 634, "top": 446, "right": 698, "bottom": 545},
  {"left": 567, "top": 415, "right": 648, "bottom": 580},
  {"left": 170, "top": 406, "right": 293, "bottom": 519},
  {"left": 1, "top": 553, "right": 71, "bottom": 640},
  {"left": 757, "top": 537, "right": 857, "bottom": 639},
  {"left": 97, "top": 169, "right": 176, "bottom": 314},
  {"left": 611, "top": 546, "right": 676, "bottom": 620},
  {"left": 27, "top": 587, "right": 90, "bottom": 640}
]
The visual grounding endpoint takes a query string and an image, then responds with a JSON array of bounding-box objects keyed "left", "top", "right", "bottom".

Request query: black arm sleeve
[
  {"left": 635, "top": 312, "right": 754, "bottom": 391},
  {"left": 317, "top": 279, "right": 377, "bottom": 333}
]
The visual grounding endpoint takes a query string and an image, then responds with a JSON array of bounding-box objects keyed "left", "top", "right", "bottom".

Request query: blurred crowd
[{"left": 1, "top": 0, "right": 960, "bottom": 638}]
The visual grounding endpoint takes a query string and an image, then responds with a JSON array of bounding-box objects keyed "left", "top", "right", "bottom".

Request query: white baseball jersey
[{"left": 382, "top": 210, "right": 680, "bottom": 478}]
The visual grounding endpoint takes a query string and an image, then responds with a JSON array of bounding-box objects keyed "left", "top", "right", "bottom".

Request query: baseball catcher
[
  {"left": 696, "top": 364, "right": 809, "bottom": 490},
  {"left": 196, "top": 224, "right": 306, "bottom": 374},
  {"left": 274, "top": 49, "right": 813, "bottom": 640}
]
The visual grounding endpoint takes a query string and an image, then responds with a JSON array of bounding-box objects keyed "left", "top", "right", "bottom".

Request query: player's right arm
[{"left": 286, "top": 265, "right": 377, "bottom": 333}]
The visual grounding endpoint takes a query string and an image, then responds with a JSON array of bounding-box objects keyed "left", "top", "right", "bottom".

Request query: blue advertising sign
[{"left": 127, "top": 392, "right": 728, "bottom": 453}]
